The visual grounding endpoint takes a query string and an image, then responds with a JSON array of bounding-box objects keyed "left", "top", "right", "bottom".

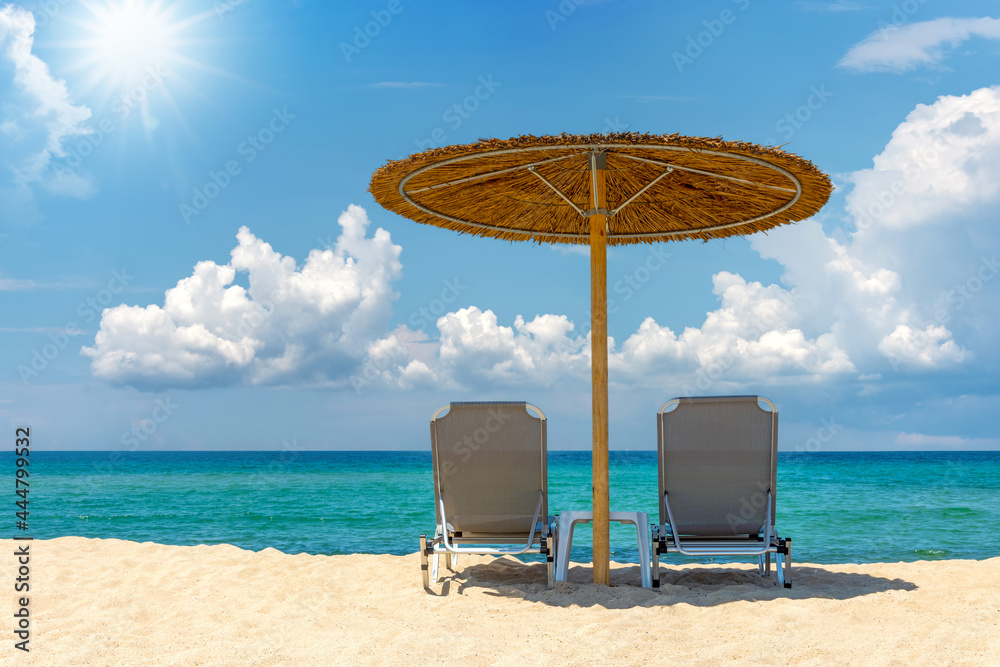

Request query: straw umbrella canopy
[{"left": 370, "top": 132, "right": 832, "bottom": 586}]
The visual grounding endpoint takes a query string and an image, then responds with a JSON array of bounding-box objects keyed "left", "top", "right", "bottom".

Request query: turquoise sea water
[{"left": 10, "top": 451, "right": 1000, "bottom": 564}]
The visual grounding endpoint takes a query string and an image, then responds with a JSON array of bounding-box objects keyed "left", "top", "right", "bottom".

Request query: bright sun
[
  {"left": 53, "top": 1, "right": 234, "bottom": 158},
  {"left": 95, "top": 3, "right": 171, "bottom": 68},
  {"left": 72, "top": 0, "right": 189, "bottom": 87}
]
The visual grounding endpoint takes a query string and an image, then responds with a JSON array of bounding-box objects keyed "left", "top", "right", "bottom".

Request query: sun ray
[
  {"left": 153, "top": 83, "right": 205, "bottom": 158},
  {"left": 162, "top": 52, "right": 277, "bottom": 92}
]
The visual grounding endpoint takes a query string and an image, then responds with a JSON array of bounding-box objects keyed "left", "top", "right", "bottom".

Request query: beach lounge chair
[
  {"left": 651, "top": 395, "right": 792, "bottom": 588},
  {"left": 420, "top": 401, "right": 557, "bottom": 589}
]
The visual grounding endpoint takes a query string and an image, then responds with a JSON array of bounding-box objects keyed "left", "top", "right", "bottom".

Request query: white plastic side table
[{"left": 554, "top": 510, "right": 651, "bottom": 588}]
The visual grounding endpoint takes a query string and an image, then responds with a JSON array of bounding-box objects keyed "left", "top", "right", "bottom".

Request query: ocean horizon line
[{"left": 21, "top": 448, "right": 1000, "bottom": 453}]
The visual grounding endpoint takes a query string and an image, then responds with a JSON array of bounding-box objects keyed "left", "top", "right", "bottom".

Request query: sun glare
[
  {"left": 54, "top": 0, "right": 246, "bottom": 159},
  {"left": 89, "top": 1, "right": 177, "bottom": 83},
  {"left": 95, "top": 4, "right": 171, "bottom": 69},
  {"left": 66, "top": 0, "right": 199, "bottom": 88}
]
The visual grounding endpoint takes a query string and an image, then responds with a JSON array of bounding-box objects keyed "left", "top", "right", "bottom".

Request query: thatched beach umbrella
[{"left": 370, "top": 133, "right": 832, "bottom": 585}]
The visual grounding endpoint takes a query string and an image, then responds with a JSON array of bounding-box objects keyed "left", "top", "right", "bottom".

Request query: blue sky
[{"left": 2, "top": 0, "right": 1000, "bottom": 451}]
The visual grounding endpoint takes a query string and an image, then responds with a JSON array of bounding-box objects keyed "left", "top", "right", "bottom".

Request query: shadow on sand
[{"left": 424, "top": 558, "right": 917, "bottom": 608}]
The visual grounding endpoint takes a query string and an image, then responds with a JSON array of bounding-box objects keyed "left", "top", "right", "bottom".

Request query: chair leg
[
  {"left": 543, "top": 534, "right": 554, "bottom": 589},
  {"left": 651, "top": 526, "right": 661, "bottom": 591},
  {"left": 420, "top": 534, "right": 430, "bottom": 589},
  {"left": 554, "top": 515, "right": 575, "bottom": 582},
  {"left": 783, "top": 538, "right": 792, "bottom": 589},
  {"left": 448, "top": 552, "right": 458, "bottom": 571},
  {"left": 431, "top": 553, "right": 440, "bottom": 584},
  {"left": 551, "top": 521, "right": 558, "bottom": 569},
  {"left": 635, "top": 514, "right": 652, "bottom": 588}
]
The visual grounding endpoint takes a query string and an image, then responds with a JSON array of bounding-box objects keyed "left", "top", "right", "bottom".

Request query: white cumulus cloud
[
  {"left": 878, "top": 323, "right": 970, "bottom": 369},
  {"left": 434, "top": 307, "right": 590, "bottom": 388},
  {"left": 752, "top": 86, "right": 1000, "bottom": 373},
  {"left": 82, "top": 205, "right": 404, "bottom": 389},
  {"left": 408, "top": 274, "right": 855, "bottom": 394},
  {"left": 846, "top": 86, "right": 1000, "bottom": 232},
  {"left": 611, "top": 272, "right": 855, "bottom": 392}
]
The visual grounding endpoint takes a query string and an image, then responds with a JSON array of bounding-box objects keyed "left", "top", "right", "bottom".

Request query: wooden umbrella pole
[{"left": 589, "top": 150, "right": 610, "bottom": 586}]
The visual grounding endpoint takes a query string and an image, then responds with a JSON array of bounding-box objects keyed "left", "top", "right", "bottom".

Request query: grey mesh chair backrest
[
  {"left": 658, "top": 396, "right": 778, "bottom": 536},
  {"left": 431, "top": 402, "right": 547, "bottom": 535}
]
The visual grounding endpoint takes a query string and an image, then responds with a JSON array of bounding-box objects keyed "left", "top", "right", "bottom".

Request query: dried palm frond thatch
[{"left": 369, "top": 132, "right": 833, "bottom": 247}]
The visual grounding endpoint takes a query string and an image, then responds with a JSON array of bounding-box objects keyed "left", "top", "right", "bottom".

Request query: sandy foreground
[{"left": 3, "top": 538, "right": 998, "bottom": 666}]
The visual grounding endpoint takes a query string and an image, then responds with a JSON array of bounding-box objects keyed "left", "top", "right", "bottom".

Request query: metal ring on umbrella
[{"left": 396, "top": 144, "right": 804, "bottom": 241}]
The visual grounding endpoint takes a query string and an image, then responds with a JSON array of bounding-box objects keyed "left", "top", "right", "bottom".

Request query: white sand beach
[{"left": 4, "top": 537, "right": 998, "bottom": 665}]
